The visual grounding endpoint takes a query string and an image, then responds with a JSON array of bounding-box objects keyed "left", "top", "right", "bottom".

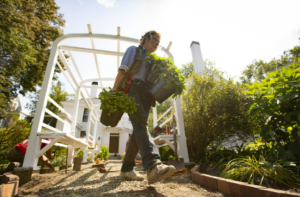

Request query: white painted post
[
  {"left": 83, "top": 112, "right": 92, "bottom": 163},
  {"left": 190, "top": 41, "right": 205, "bottom": 74},
  {"left": 174, "top": 98, "right": 189, "bottom": 162},
  {"left": 92, "top": 120, "right": 98, "bottom": 147},
  {"left": 67, "top": 145, "right": 74, "bottom": 165},
  {"left": 71, "top": 87, "right": 81, "bottom": 136},
  {"left": 153, "top": 106, "right": 158, "bottom": 127},
  {"left": 23, "top": 45, "right": 59, "bottom": 168}
]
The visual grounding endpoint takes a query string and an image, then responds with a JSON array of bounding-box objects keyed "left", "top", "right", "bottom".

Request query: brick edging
[{"left": 190, "top": 165, "right": 300, "bottom": 197}]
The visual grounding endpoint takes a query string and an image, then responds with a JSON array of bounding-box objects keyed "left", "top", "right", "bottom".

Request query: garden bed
[{"left": 191, "top": 165, "right": 300, "bottom": 197}]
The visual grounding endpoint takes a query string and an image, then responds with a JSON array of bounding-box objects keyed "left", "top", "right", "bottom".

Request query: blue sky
[{"left": 20, "top": 0, "right": 300, "bottom": 113}]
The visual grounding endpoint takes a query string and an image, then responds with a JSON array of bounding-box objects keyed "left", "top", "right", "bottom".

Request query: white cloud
[
  {"left": 96, "top": 0, "right": 115, "bottom": 8},
  {"left": 77, "top": 0, "right": 84, "bottom": 4}
]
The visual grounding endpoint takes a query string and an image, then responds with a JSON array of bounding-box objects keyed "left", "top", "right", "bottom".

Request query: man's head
[{"left": 140, "top": 30, "right": 161, "bottom": 53}]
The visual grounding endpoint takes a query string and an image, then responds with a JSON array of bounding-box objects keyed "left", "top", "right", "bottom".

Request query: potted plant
[
  {"left": 98, "top": 88, "right": 137, "bottom": 127},
  {"left": 145, "top": 53, "right": 186, "bottom": 103}
]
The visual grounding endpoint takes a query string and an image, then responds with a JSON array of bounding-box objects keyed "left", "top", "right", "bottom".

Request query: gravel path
[{"left": 19, "top": 162, "right": 228, "bottom": 197}]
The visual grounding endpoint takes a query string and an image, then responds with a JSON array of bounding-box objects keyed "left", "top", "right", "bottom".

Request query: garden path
[{"left": 18, "top": 162, "right": 229, "bottom": 197}]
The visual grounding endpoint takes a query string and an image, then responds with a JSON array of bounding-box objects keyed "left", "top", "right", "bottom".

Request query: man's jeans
[{"left": 121, "top": 82, "right": 161, "bottom": 172}]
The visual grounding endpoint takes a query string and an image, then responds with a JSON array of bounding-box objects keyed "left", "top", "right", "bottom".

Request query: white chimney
[
  {"left": 190, "top": 41, "right": 205, "bottom": 74},
  {"left": 90, "top": 82, "right": 98, "bottom": 98}
]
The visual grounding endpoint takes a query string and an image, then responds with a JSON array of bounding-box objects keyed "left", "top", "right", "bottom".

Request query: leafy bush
[
  {"left": 0, "top": 115, "right": 31, "bottom": 160},
  {"left": 221, "top": 155, "right": 300, "bottom": 188},
  {"left": 50, "top": 155, "right": 66, "bottom": 167},
  {"left": 98, "top": 88, "right": 138, "bottom": 115},
  {"left": 145, "top": 53, "right": 186, "bottom": 98},
  {"left": 203, "top": 139, "right": 280, "bottom": 168},
  {"left": 98, "top": 145, "right": 110, "bottom": 160},
  {"left": 182, "top": 73, "right": 259, "bottom": 162},
  {"left": 244, "top": 61, "right": 300, "bottom": 161},
  {"left": 159, "top": 146, "right": 175, "bottom": 161}
]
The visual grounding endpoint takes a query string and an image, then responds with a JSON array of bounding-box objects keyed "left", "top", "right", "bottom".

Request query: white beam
[
  {"left": 88, "top": 24, "right": 103, "bottom": 88},
  {"left": 117, "top": 27, "right": 120, "bottom": 70},
  {"left": 59, "top": 45, "right": 124, "bottom": 57}
]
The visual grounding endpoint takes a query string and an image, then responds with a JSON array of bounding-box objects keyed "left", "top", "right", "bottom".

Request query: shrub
[
  {"left": 50, "top": 155, "right": 66, "bottom": 167},
  {"left": 98, "top": 145, "right": 110, "bottom": 160},
  {"left": 182, "top": 73, "right": 259, "bottom": 163},
  {"left": 244, "top": 61, "right": 300, "bottom": 161},
  {"left": 0, "top": 115, "right": 31, "bottom": 160},
  {"left": 159, "top": 146, "right": 175, "bottom": 161}
]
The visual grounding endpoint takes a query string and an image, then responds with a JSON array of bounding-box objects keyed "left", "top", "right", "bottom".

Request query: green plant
[
  {"left": 0, "top": 115, "right": 31, "bottom": 160},
  {"left": 98, "top": 88, "right": 138, "bottom": 115},
  {"left": 121, "top": 152, "right": 125, "bottom": 160},
  {"left": 145, "top": 53, "right": 186, "bottom": 98},
  {"left": 159, "top": 146, "right": 175, "bottom": 161},
  {"left": 182, "top": 72, "right": 259, "bottom": 163},
  {"left": 221, "top": 155, "right": 300, "bottom": 189},
  {"left": 244, "top": 61, "right": 300, "bottom": 160},
  {"left": 50, "top": 155, "right": 66, "bottom": 167},
  {"left": 98, "top": 145, "right": 110, "bottom": 160}
]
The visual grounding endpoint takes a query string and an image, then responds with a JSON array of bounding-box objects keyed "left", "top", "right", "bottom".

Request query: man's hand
[{"left": 113, "top": 69, "right": 125, "bottom": 90}]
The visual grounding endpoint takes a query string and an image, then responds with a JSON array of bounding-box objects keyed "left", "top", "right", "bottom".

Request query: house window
[
  {"left": 80, "top": 131, "right": 86, "bottom": 138},
  {"left": 82, "top": 108, "right": 89, "bottom": 122}
]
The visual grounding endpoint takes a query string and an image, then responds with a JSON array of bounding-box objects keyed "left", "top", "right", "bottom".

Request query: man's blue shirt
[{"left": 119, "top": 46, "right": 148, "bottom": 82}]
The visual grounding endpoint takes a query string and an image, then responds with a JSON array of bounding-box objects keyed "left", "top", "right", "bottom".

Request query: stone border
[{"left": 190, "top": 165, "right": 300, "bottom": 197}]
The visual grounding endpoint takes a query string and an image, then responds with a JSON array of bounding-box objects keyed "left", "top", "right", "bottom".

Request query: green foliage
[
  {"left": 221, "top": 155, "right": 300, "bottom": 189},
  {"left": 99, "top": 88, "right": 137, "bottom": 115},
  {"left": 159, "top": 146, "right": 175, "bottom": 161},
  {"left": 98, "top": 145, "right": 110, "bottom": 160},
  {"left": 182, "top": 73, "right": 259, "bottom": 163},
  {"left": 121, "top": 152, "right": 125, "bottom": 160},
  {"left": 240, "top": 46, "right": 300, "bottom": 84},
  {"left": 0, "top": 115, "right": 31, "bottom": 159},
  {"left": 145, "top": 53, "right": 186, "bottom": 98},
  {"left": 0, "top": 0, "right": 65, "bottom": 118},
  {"left": 244, "top": 61, "right": 300, "bottom": 160},
  {"left": 180, "top": 62, "right": 195, "bottom": 79},
  {"left": 203, "top": 139, "right": 280, "bottom": 168},
  {"left": 50, "top": 155, "right": 66, "bottom": 167},
  {"left": 26, "top": 81, "right": 74, "bottom": 114},
  {"left": 179, "top": 59, "right": 219, "bottom": 79}
]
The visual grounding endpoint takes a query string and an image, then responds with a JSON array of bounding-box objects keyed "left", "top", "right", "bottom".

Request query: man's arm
[{"left": 112, "top": 69, "right": 125, "bottom": 91}]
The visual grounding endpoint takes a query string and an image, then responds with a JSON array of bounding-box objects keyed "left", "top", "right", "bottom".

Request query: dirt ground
[{"left": 18, "top": 162, "right": 230, "bottom": 197}]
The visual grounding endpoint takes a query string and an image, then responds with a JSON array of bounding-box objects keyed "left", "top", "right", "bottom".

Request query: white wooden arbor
[{"left": 23, "top": 25, "right": 189, "bottom": 169}]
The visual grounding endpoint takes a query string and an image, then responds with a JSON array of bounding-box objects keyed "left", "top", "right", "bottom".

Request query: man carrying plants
[{"left": 112, "top": 30, "right": 176, "bottom": 184}]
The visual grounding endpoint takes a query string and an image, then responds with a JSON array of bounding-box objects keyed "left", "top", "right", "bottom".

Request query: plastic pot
[
  {"left": 149, "top": 78, "right": 176, "bottom": 104},
  {"left": 145, "top": 65, "right": 161, "bottom": 86},
  {"left": 100, "top": 109, "right": 124, "bottom": 127}
]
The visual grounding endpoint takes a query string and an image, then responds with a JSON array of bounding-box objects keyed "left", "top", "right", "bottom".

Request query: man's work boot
[
  {"left": 120, "top": 170, "right": 144, "bottom": 181},
  {"left": 147, "top": 164, "right": 176, "bottom": 184}
]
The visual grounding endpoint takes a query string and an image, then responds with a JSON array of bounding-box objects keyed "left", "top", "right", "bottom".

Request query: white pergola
[{"left": 23, "top": 25, "right": 189, "bottom": 169}]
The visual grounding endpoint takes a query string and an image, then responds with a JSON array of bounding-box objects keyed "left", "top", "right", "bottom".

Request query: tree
[
  {"left": 0, "top": 115, "right": 31, "bottom": 159},
  {"left": 240, "top": 45, "right": 300, "bottom": 85},
  {"left": 26, "top": 81, "right": 75, "bottom": 115},
  {"left": 180, "top": 59, "right": 218, "bottom": 79},
  {"left": 0, "top": 0, "right": 65, "bottom": 118}
]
